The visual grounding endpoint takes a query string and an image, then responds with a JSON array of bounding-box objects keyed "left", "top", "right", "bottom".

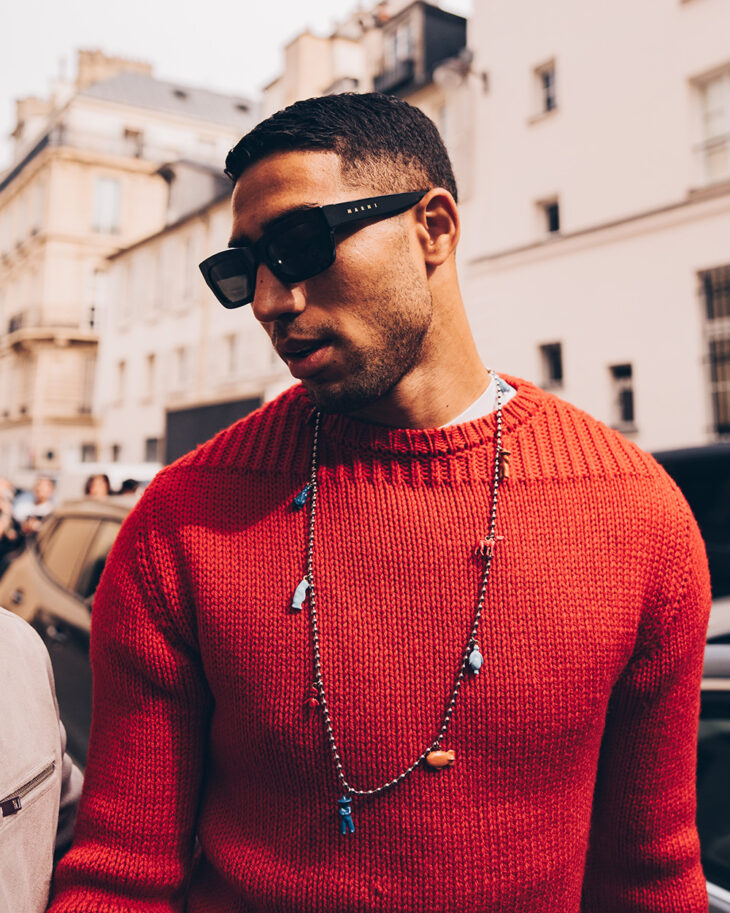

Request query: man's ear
[{"left": 414, "top": 188, "right": 460, "bottom": 267}]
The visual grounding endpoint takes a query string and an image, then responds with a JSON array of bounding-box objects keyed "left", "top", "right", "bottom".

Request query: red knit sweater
[{"left": 50, "top": 376, "right": 711, "bottom": 913}]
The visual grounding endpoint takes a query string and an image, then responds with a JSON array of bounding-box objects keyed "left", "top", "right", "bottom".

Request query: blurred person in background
[
  {"left": 118, "top": 478, "right": 140, "bottom": 497},
  {"left": 49, "top": 94, "right": 711, "bottom": 913},
  {"left": 84, "top": 474, "right": 111, "bottom": 499},
  {"left": 0, "top": 607, "right": 82, "bottom": 912},
  {"left": 0, "top": 477, "right": 22, "bottom": 576},
  {"left": 14, "top": 476, "right": 55, "bottom": 538}
]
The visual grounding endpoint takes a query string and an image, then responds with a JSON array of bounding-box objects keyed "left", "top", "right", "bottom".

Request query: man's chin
[{"left": 302, "top": 377, "right": 385, "bottom": 416}]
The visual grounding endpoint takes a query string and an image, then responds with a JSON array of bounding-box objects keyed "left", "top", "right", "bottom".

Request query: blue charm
[
  {"left": 338, "top": 795, "right": 355, "bottom": 835},
  {"left": 291, "top": 577, "right": 310, "bottom": 612},
  {"left": 292, "top": 484, "right": 312, "bottom": 510},
  {"left": 468, "top": 645, "right": 484, "bottom": 674}
]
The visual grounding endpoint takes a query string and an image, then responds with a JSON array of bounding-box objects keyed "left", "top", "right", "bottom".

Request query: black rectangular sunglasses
[{"left": 198, "top": 190, "right": 426, "bottom": 309}]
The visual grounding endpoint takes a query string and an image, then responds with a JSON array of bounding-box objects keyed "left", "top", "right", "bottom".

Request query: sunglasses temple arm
[{"left": 324, "top": 192, "right": 426, "bottom": 229}]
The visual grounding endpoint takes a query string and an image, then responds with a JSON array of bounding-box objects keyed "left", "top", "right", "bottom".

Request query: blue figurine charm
[
  {"left": 292, "top": 484, "right": 312, "bottom": 510},
  {"left": 337, "top": 795, "right": 355, "bottom": 835}
]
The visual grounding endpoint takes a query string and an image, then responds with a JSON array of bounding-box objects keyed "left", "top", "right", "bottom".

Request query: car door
[
  {"left": 30, "top": 514, "right": 102, "bottom": 765},
  {"left": 698, "top": 641, "right": 730, "bottom": 912}
]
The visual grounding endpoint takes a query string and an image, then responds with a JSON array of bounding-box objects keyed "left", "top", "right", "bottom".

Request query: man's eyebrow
[{"left": 228, "top": 202, "right": 320, "bottom": 248}]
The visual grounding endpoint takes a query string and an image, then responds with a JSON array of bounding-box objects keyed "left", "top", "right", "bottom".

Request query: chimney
[{"left": 75, "top": 49, "right": 153, "bottom": 90}]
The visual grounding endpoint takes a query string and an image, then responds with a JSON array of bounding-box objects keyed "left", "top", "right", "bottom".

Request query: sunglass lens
[
  {"left": 265, "top": 215, "right": 334, "bottom": 282},
  {"left": 208, "top": 251, "right": 255, "bottom": 308}
]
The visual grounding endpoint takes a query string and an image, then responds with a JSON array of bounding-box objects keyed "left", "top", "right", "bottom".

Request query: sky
[{"left": 1, "top": 0, "right": 471, "bottom": 169}]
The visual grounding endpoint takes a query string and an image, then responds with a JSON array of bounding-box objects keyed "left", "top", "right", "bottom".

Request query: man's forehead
[{"left": 231, "top": 150, "right": 348, "bottom": 218}]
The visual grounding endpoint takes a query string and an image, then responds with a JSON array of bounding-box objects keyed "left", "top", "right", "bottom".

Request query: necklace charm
[
  {"left": 468, "top": 644, "right": 484, "bottom": 674},
  {"left": 337, "top": 795, "right": 355, "bottom": 835},
  {"left": 475, "top": 534, "right": 504, "bottom": 559},
  {"left": 291, "top": 577, "right": 310, "bottom": 612},
  {"left": 498, "top": 447, "right": 511, "bottom": 480},
  {"left": 304, "top": 684, "right": 320, "bottom": 715},
  {"left": 292, "top": 483, "right": 312, "bottom": 510},
  {"left": 425, "top": 749, "right": 456, "bottom": 769}
]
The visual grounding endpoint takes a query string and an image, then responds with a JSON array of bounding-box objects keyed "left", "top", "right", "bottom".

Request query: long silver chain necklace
[{"left": 292, "top": 370, "right": 506, "bottom": 836}]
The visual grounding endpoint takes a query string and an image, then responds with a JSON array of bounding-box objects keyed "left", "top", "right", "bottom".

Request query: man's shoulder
[
  {"left": 507, "top": 375, "right": 672, "bottom": 487},
  {"left": 163, "top": 383, "right": 312, "bottom": 478}
]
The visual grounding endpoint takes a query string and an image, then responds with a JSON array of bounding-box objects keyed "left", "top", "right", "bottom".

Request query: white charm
[
  {"left": 468, "top": 646, "right": 484, "bottom": 674},
  {"left": 291, "top": 577, "right": 310, "bottom": 612}
]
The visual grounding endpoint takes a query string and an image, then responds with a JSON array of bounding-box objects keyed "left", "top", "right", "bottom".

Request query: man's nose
[{"left": 250, "top": 263, "right": 307, "bottom": 324}]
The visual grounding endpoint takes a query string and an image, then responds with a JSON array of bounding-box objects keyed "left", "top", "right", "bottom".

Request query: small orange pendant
[{"left": 425, "top": 749, "right": 456, "bottom": 769}]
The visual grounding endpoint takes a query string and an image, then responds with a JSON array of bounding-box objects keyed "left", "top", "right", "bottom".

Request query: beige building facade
[
  {"left": 458, "top": 0, "right": 730, "bottom": 455},
  {"left": 94, "top": 192, "right": 290, "bottom": 466},
  {"left": 0, "top": 50, "right": 255, "bottom": 484}
]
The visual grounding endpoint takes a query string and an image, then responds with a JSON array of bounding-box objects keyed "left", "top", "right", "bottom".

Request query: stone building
[
  {"left": 458, "top": 0, "right": 730, "bottom": 457},
  {"left": 0, "top": 49, "right": 256, "bottom": 483}
]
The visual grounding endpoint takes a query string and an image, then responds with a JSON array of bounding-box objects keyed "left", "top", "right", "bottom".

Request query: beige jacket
[{"left": 0, "top": 607, "right": 82, "bottom": 913}]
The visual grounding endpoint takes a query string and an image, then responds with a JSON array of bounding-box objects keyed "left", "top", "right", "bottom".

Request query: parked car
[
  {"left": 701, "top": 625, "right": 730, "bottom": 912},
  {"left": 0, "top": 496, "right": 134, "bottom": 765}
]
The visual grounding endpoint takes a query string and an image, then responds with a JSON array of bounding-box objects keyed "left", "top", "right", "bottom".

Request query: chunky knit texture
[{"left": 50, "top": 375, "right": 711, "bottom": 913}]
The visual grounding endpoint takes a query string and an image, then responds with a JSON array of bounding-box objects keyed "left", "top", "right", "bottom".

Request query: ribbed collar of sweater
[{"left": 308, "top": 373, "right": 544, "bottom": 457}]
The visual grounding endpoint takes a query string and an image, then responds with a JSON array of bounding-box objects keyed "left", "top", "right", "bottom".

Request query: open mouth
[
  {"left": 280, "top": 339, "right": 333, "bottom": 379},
  {"left": 286, "top": 343, "right": 322, "bottom": 360}
]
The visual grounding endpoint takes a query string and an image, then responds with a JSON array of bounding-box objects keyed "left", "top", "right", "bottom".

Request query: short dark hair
[{"left": 224, "top": 93, "right": 458, "bottom": 202}]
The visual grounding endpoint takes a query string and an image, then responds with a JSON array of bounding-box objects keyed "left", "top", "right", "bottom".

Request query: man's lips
[{"left": 277, "top": 338, "right": 333, "bottom": 379}]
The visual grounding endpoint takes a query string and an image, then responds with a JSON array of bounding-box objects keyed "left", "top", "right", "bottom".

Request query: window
[
  {"left": 144, "top": 353, "right": 156, "bottom": 398},
  {"left": 697, "top": 71, "right": 730, "bottom": 186},
  {"left": 384, "top": 22, "right": 413, "bottom": 70},
  {"left": 609, "top": 363, "right": 635, "bottom": 430},
  {"left": 538, "top": 199, "right": 561, "bottom": 235},
  {"left": 539, "top": 342, "right": 563, "bottom": 388},
  {"left": 92, "top": 177, "right": 121, "bottom": 233},
  {"left": 535, "top": 61, "right": 557, "bottom": 115},
  {"left": 111, "top": 443, "right": 122, "bottom": 462},
  {"left": 32, "top": 181, "right": 44, "bottom": 234},
  {"left": 703, "top": 264, "right": 730, "bottom": 434},
  {"left": 80, "top": 443, "right": 97, "bottom": 463},
  {"left": 183, "top": 236, "right": 195, "bottom": 301},
  {"left": 116, "top": 360, "right": 126, "bottom": 404},
  {"left": 144, "top": 437, "right": 160, "bottom": 462},
  {"left": 224, "top": 334, "right": 237, "bottom": 377},
  {"left": 123, "top": 127, "right": 144, "bottom": 157},
  {"left": 174, "top": 346, "right": 189, "bottom": 389},
  {"left": 36, "top": 517, "right": 100, "bottom": 591},
  {"left": 75, "top": 520, "right": 121, "bottom": 600},
  {"left": 79, "top": 354, "right": 95, "bottom": 415}
]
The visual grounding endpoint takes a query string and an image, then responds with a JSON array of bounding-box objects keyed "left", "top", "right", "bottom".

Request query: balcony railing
[
  {"left": 5, "top": 310, "right": 94, "bottom": 336},
  {"left": 374, "top": 58, "right": 415, "bottom": 94}
]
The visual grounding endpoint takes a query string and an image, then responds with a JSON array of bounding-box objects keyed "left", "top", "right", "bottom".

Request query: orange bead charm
[{"left": 425, "top": 749, "right": 456, "bottom": 769}]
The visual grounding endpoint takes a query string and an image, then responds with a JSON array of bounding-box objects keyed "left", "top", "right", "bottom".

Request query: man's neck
[{"left": 350, "top": 356, "right": 491, "bottom": 429}]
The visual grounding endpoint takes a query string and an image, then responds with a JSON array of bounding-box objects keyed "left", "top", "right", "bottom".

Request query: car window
[
  {"left": 698, "top": 688, "right": 730, "bottom": 892},
  {"left": 75, "top": 519, "right": 121, "bottom": 601},
  {"left": 35, "top": 518, "right": 58, "bottom": 556},
  {"left": 36, "top": 516, "right": 101, "bottom": 592}
]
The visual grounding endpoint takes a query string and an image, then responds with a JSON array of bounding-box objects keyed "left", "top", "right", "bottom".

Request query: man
[
  {"left": 14, "top": 475, "right": 55, "bottom": 537},
  {"left": 50, "top": 94, "right": 711, "bottom": 912}
]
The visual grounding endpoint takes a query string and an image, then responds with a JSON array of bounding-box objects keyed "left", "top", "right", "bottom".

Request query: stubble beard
[{"left": 304, "top": 276, "right": 433, "bottom": 416}]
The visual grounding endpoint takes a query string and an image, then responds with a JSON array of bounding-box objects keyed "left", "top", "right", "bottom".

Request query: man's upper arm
[
  {"left": 49, "top": 486, "right": 211, "bottom": 912},
  {"left": 581, "top": 497, "right": 711, "bottom": 913}
]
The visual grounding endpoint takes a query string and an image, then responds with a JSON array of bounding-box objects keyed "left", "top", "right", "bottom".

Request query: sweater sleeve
[
  {"left": 48, "top": 485, "right": 211, "bottom": 912},
  {"left": 580, "top": 501, "right": 711, "bottom": 913}
]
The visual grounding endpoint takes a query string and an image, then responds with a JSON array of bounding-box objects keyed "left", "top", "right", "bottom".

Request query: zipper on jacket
[{"left": 0, "top": 762, "right": 55, "bottom": 817}]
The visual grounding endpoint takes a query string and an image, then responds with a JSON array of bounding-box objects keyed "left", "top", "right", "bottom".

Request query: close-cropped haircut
[{"left": 224, "top": 93, "right": 458, "bottom": 202}]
